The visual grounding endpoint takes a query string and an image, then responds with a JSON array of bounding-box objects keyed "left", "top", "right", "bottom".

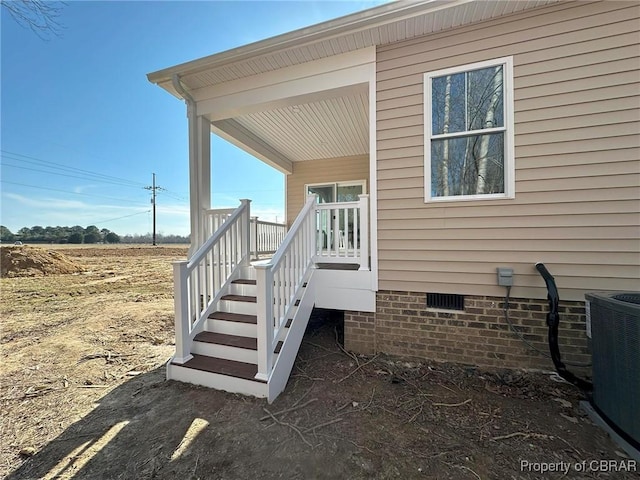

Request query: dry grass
[
  {"left": 1, "top": 245, "right": 635, "bottom": 480},
  {"left": 0, "top": 245, "right": 186, "bottom": 477}
]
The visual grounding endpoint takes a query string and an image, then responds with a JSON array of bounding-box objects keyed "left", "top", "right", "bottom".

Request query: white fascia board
[
  {"left": 147, "top": 1, "right": 465, "bottom": 84},
  {"left": 211, "top": 119, "right": 294, "bottom": 174},
  {"left": 194, "top": 48, "right": 375, "bottom": 120}
]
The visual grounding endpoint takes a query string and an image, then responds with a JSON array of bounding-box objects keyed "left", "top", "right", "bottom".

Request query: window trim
[
  {"left": 304, "top": 180, "right": 367, "bottom": 203},
  {"left": 423, "top": 56, "right": 515, "bottom": 203}
]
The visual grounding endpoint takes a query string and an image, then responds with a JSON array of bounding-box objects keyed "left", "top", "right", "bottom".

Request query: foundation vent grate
[{"left": 427, "top": 293, "right": 465, "bottom": 311}]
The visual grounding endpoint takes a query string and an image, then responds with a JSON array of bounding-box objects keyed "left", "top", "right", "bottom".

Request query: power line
[
  {"left": 0, "top": 150, "right": 147, "bottom": 187},
  {"left": 92, "top": 210, "right": 151, "bottom": 225},
  {"left": 157, "top": 189, "right": 188, "bottom": 202},
  {"left": 1, "top": 162, "right": 148, "bottom": 189},
  {"left": 0, "top": 180, "right": 147, "bottom": 205}
]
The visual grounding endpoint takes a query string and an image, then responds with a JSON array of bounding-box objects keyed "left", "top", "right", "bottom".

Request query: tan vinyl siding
[
  {"left": 376, "top": 0, "right": 640, "bottom": 301},
  {"left": 286, "top": 155, "right": 369, "bottom": 226}
]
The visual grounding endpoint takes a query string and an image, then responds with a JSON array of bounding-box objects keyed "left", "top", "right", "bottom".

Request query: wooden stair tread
[
  {"left": 232, "top": 279, "right": 256, "bottom": 285},
  {"left": 176, "top": 354, "right": 265, "bottom": 382},
  {"left": 208, "top": 311, "right": 257, "bottom": 324},
  {"left": 274, "top": 341, "right": 283, "bottom": 354},
  {"left": 221, "top": 294, "right": 257, "bottom": 303},
  {"left": 194, "top": 332, "right": 257, "bottom": 350},
  {"left": 285, "top": 318, "right": 292, "bottom": 328}
]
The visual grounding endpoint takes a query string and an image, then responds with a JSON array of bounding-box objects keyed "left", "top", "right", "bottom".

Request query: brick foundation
[{"left": 345, "top": 290, "right": 591, "bottom": 372}]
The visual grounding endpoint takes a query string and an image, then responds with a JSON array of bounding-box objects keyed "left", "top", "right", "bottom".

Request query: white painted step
[
  {"left": 219, "top": 295, "right": 257, "bottom": 316},
  {"left": 192, "top": 332, "right": 258, "bottom": 364},
  {"left": 206, "top": 312, "right": 257, "bottom": 338},
  {"left": 229, "top": 279, "right": 257, "bottom": 297},
  {"left": 167, "top": 356, "right": 267, "bottom": 398}
]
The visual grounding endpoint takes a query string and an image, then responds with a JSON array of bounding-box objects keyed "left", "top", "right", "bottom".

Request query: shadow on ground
[
  {"left": 6, "top": 315, "right": 635, "bottom": 480},
  {"left": 6, "top": 366, "right": 227, "bottom": 479},
  {"left": 6, "top": 314, "right": 357, "bottom": 480}
]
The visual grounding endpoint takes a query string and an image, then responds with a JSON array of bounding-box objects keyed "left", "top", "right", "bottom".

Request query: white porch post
[
  {"left": 197, "top": 116, "right": 211, "bottom": 248},
  {"left": 186, "top": 101, "right": 212, "bottom": 254}
]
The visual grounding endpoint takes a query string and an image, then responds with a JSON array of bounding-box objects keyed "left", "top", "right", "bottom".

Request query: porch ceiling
[{"left": 225, "top": 89, "right": 369, "bottom": 162}]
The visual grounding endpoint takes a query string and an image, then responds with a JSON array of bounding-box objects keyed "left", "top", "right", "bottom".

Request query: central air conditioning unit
[{"left": 585, "top": 292, "right": 640, "bottom": 450}]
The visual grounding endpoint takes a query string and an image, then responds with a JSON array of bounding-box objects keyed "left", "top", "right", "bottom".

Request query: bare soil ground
[{"left": 1, "top": 245, "right": 635, "bottom": 479}]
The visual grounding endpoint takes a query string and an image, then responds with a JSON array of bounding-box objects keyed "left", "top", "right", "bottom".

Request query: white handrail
[
  {"left": 172, "top": 199, "right": 251, "bottom": 364},
  {"left": 254, "top": 195, "right": 317, "bottom": 381}
]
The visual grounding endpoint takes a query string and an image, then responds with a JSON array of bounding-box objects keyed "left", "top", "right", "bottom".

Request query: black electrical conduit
[{"left": 535, "top": 262, "right": 593, "bottom": 393}]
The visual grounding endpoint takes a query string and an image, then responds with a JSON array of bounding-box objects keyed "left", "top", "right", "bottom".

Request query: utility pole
[{"left": 144, "top": 173, "right": 163, "bottom": 246}]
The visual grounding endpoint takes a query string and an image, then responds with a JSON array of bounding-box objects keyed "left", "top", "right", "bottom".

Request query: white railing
[
  {"left": 204, "top": 208, "right": 235, "bottom": 240},
  {"left": 172, "top": 200, "right": 251, "bottom": 364},
  {"left": 254, "top": 195, "right": 318, "bottom": 381},
  {"left": 251, "top": 218, "right": 286, "bottom": 257},
  {"left": 314, "top": 194, "right": 369, "bottom": 270},
  {"left": 207, "top": 209, "right": 286, "bottom": 259}
]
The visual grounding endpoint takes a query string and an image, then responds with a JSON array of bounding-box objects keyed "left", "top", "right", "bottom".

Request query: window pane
[
  {"left": 431, "top": 72, "right": 465, "bottom": 135},
  {"left": 431, "top": 133, "right": 504, "bottom": 197},
  {"left": 336, "top": 184, "right": 362, "bottom": 202},
  {"left": 307, "top": 185, "right": 334, "bottom": 203},
  {"left": 467, "top": 65, "right": 504, "bottom": 131}
]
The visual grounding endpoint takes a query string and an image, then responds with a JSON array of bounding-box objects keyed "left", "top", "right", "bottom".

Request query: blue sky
[{"left": 1, "top": 0, "right": 384, "bottom": 237}]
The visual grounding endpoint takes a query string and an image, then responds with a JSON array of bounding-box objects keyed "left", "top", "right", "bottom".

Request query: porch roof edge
[{"left": 146, "top": 0, "right": 465, "bottom": 85}]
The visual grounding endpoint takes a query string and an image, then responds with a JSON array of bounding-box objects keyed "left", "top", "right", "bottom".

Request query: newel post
[
  {"left": 172, "top": 260, "right": 193, "bottom": 364},
  {"left": 254, "top": 263, "right": 273, "bottom": 382},
  {"left": 358, "top": 194, "right": 370, "bottom": 271},
  {"left": 250, "top": 216, "right": 259, "bottom": 260},
  {"left": 240, "top": 199, "right": 251, "bottom": 265}
]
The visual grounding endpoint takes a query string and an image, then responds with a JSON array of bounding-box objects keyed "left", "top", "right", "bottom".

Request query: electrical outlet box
[{"left": 497, "top": 267, "right": 514, "bottom": 287}]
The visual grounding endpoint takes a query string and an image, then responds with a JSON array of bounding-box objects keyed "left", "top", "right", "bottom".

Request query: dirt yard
[{"left": 0, "top": 245, "right": 636, "bottom": 479}]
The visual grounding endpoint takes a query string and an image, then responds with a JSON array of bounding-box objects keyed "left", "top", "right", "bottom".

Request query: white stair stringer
[{"left": 267, "top": 268, "right": 317, "bottom": 402}]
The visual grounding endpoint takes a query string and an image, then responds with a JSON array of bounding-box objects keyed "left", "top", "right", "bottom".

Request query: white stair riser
[
  {"left": 192, "top": 341, "right": 258, "bottom": 364},
  {"left": 238, "top": 266, "right": 257, "bottom": 280},
  {"left": 229, "top": 283, "right": 257, "bottom": 297},
  {"left": 219, "top": 299, "right": 256, "bottom": 316},
  {"left": 206, "top": 318, "right": 256, "bottom": 337},
  {"left": 167, "top": 364, "right": 267, "bottom": 398}
]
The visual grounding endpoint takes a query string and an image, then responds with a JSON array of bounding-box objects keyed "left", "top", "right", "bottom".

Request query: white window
[
  {"left": 424, "top": 57, "right": 515, "bottom": 202},
  {"left": 305, "top": 181, "right": 366, "bottom": 203}
]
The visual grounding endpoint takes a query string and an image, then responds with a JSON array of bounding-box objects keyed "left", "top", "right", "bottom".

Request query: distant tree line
[
  {"left": 119, "top": 233, "right": 190, "bottom": 244},
  {"left": 0, "top": 225, "right": 190, "bottom": 245}
]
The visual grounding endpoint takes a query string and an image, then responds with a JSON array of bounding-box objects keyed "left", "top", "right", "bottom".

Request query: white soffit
[{"left": 233, "top": 91, "right": 369, "bottom": 162}]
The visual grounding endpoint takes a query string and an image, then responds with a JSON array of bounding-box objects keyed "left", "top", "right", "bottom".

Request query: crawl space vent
[{"left": 427, "top": 293, "right": 465, "bottom": 311}]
